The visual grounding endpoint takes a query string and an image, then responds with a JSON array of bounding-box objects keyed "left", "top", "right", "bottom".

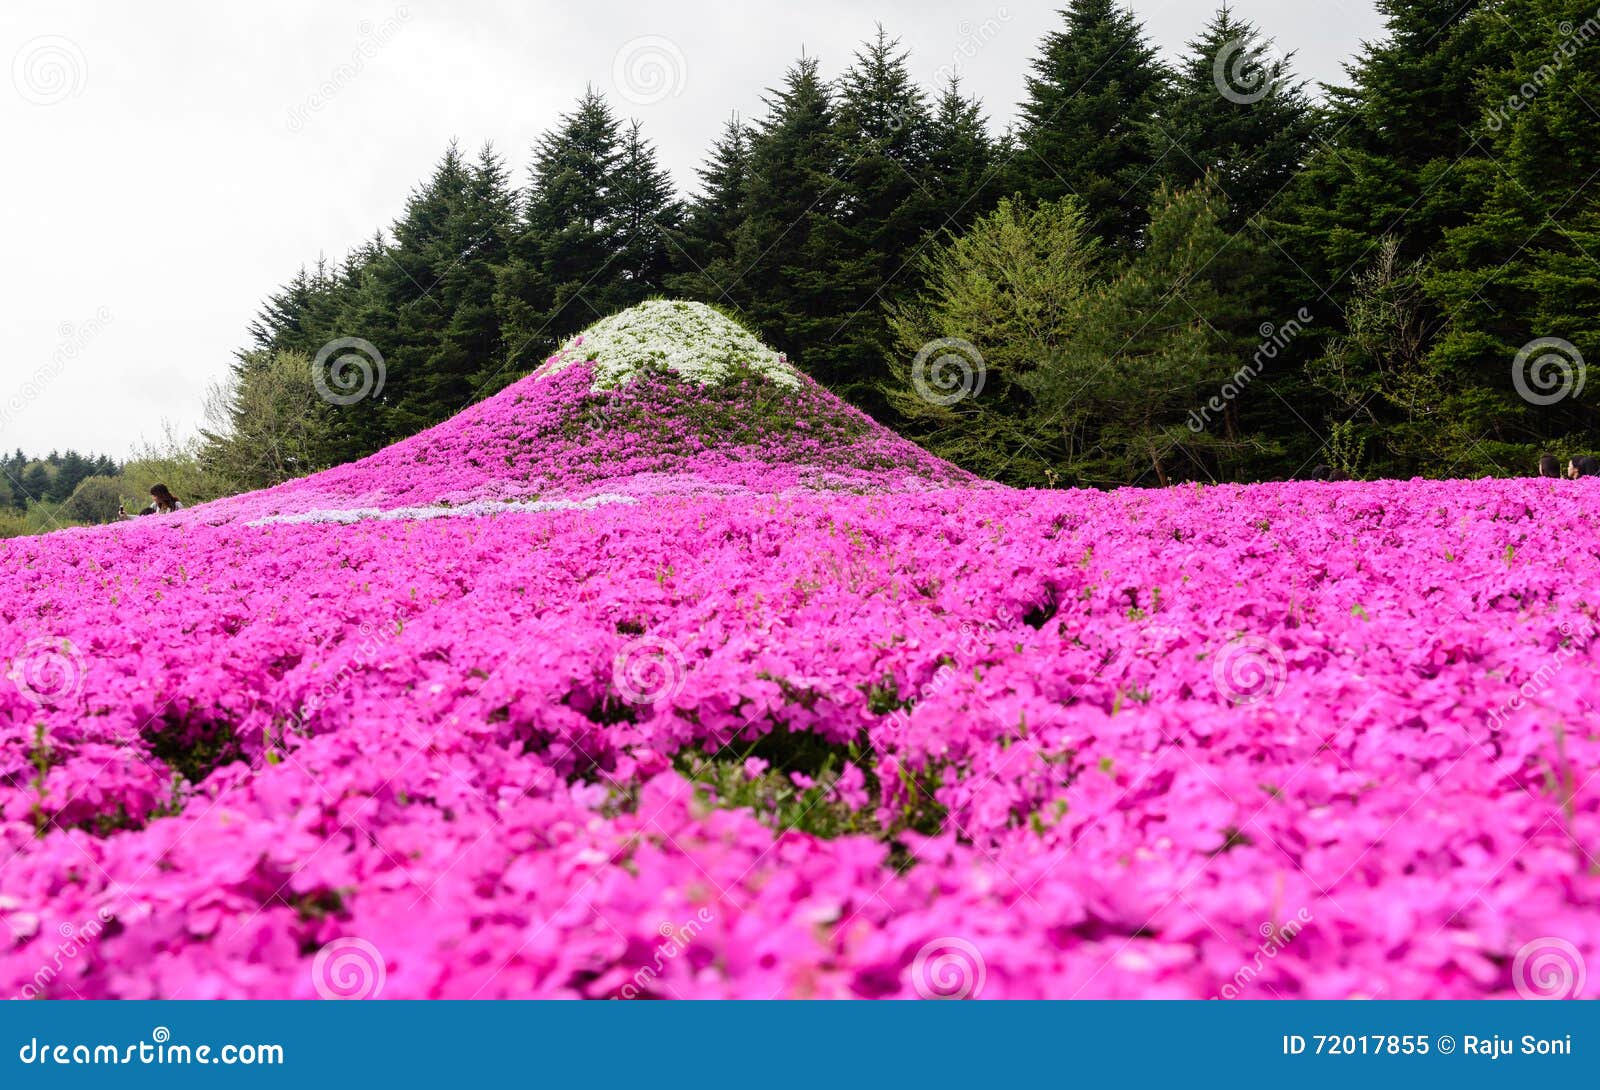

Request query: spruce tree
[
  {"left": 667, "top": 114, "right": 750, "bottom": 303},
  {"left": 1422, "top": 0, "right": 1600, "bottom": 469},
  {"left": 1262, "top": 0, "right": 1499, "bottom": 479},
  {"left": 246, "top": 263, "right": 325, "bottom": 356},
  {"left": 828, "top": 27, "right": 937, "bottom": 408},
  {"left": 1014, "top": 0, "right": 1170, "bottom": 254},
  {"left": 925, "top": 78, "right": 995, "bottom": 237},
  {"left": 308, "top": 234, "right": 395, "bottom": 462},
  {"left": 430, "top": 143, "right": 515, "bottom": 403},
  {"left": 346, "top": 143, "right": 473, "bottom": 443},
  {"left": 312, "top": 141, "right": 514, "bottom": 455},
  {"left": 731, "top": 55, "right": 849, "bottom": 383},
  {"left": 498, "top": 87, "right": 625, "bottom": 369},
  {"left": 1149, "top": 5, "right": 1318, "bottom": 230},
  {"left": 611, "top": 120, "right": 682, "bottom": 303},
  {"left": 396, "top": 143, "right": 506, "bottom": 432},
  {"left": 1275, "top": 0, "right": 1496, "bottom": 283},
  {"left": 1335, "top": 0, "right": 1496, "bottom": 165}
]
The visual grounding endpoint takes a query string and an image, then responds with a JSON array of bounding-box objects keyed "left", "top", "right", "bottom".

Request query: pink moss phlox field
[
  {"left": 194, "top": 364, "right": 972, "bottom": 523},
  {"left": 3, "top": 358, "right": 1599, "bottom": 999}
]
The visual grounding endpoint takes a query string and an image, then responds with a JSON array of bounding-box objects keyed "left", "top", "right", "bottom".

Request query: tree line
[
  {"left": 185, "top": 0, "right": 1600, "bottom": 492},
  {"left": 0, "top": 440, "right": 224, "bottom": 537},
  {"left": 1, "top": 449, "right": 121, "bottom": 535}
]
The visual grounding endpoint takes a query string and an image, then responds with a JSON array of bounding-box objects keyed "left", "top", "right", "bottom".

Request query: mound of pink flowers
[{"left": 3, "top": 327, "right": 1599, "bottom": 1000}]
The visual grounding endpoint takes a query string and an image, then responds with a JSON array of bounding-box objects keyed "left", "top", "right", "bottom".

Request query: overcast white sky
[{"left": 1, "top": 0, "right": 1384, "bottom": 457}]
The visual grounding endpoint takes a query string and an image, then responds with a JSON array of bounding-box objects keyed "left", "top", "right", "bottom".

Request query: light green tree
[
  {"left": 1023, "top": 182, "right": 1274, "bottom": 485},
  {"left": 63, "top": 474, "right": 124, "bottom": 524},
  {"left": 886, "top": 196, "right": 1101, "bottom": 484},
  {"left": 200, "top": 348, "right": 331, "bottom": 490}
]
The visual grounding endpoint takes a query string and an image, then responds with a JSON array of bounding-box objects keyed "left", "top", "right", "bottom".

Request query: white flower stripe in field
[{"left": 245, "top": 494, "right": 637, "bottom": 526}]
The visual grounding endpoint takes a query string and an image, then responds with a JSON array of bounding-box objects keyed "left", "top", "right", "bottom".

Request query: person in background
[
  {"left": 1539, "top": 454, "right": 1562, "bottom": 478},
  {"left": 1568, "top": 456, "right": 1600, "bottom": 479},
  {"left": 118, "top": 484, "right": 184, "bottom": 518}
]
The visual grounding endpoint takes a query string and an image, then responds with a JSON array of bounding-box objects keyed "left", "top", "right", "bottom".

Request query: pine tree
[
  {"left": 667, "top": 114, "right": 750, "bottom": 303},
  {"left": 498, "top": 87, "right": 625, "bottom": 369},
  {"left": 1149, "top": 5, "right": 1318, "bottom": 230},
  {"left": 887, "top": 196, "right": 1103, "bottom": 486},
  {"left": 925, "top": 78, "right": 995, "bottom": 237},
  {"left": 827, "top": 27, "right": 938, "bottom": 408},
  {"left": 731, "top": 55, "right": 850, "bottom": 383},
  {"left": 1421, "top": 0, "right": 1600, "bottom": 470},
  {"left": 1014, "top": 0, "right": 1170, "bottom": 254},
  {"left": 611, "top": 120, "right": 681, "bottom": 303}
]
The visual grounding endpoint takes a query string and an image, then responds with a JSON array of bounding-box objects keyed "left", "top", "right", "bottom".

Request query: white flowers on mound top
[{"left": 543, "top": 299, "right": 801, "bottom": 390}]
